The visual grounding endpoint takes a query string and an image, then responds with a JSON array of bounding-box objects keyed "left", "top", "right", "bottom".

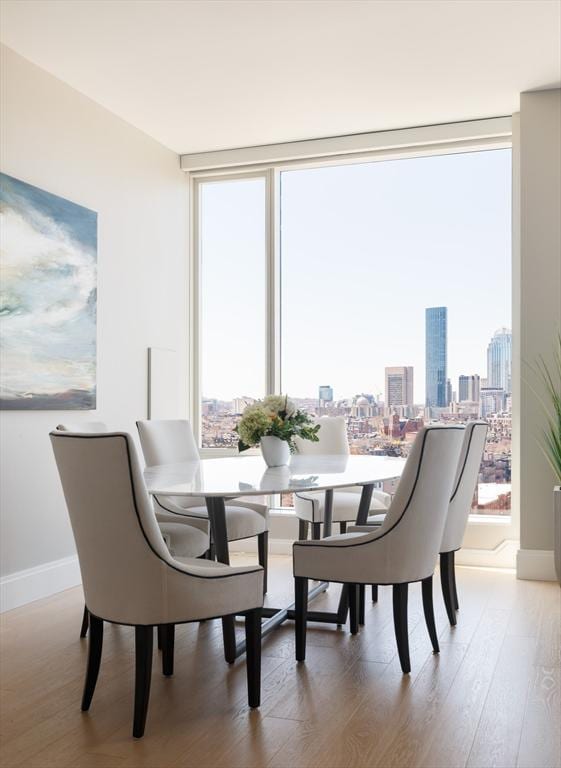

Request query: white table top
[{"left": 143, "top": 454, "right": 406, "bottom": 497}]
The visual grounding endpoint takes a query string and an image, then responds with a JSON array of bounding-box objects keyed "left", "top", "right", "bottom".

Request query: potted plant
[
  {"left": 534, "top": 334, "right": 561, "bottom": 585},
  {"left": 235, "top": 395, "right": 320, "bottom": 467}
]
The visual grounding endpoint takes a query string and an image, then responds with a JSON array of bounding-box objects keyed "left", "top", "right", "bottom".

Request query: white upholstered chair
[
  {"left": 439, "top": 421, "right": 488, "bottom": 625},
  {"left": 293, "top": 417, "right": 392, "bottom": 539},
  {"left": 50, "top": 429, "right": 263, "bottom": 738},
  {"left": 293, "top": 425, "right": 465, "bottom": 673},
  {"left": 352, "top": 421, "right": 489, "bottom": 625},
  {"left": 57, "top": 422, "right": 210, "bottom": 639},
  {"left": 136, "top": 420, "right": 270, "bottom": 592}
]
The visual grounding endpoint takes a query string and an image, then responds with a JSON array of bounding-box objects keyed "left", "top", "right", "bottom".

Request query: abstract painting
[{"left": 0, "top": 173, "right": 97, "bottom": 409}]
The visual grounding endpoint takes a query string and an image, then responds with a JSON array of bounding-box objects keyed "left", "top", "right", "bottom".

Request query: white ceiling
[{"left": 1, "top": 0, "right": 560, "bottom": 154}]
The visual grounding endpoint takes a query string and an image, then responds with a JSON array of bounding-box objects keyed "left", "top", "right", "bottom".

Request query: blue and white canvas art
[{"left": 0, "top": 173, "right": 97, "bottom": 409}]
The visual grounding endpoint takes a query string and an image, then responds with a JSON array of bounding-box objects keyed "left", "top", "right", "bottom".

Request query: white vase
[{"left": 260, "top": 436, "right": 290, "bottom": 467}]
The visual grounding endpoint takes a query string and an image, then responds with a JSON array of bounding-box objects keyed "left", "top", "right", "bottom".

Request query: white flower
[{"left": 262, "top": 394, "right": 296, "bottom": 417}]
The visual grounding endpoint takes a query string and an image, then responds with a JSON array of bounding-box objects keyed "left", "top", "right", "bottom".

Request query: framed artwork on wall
[{"left": 0, "top": 173, "right": 97, "bottom": 409}]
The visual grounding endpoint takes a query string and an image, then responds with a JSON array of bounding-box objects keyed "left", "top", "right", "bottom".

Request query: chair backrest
[
  {"left": 50, "top": 430, "right": 179, "bottom": 624},
  {"left": 440, "top": 421, "right": 488, "bottom": 553},
  {"left": 136, "top": 419, "right": 199, "bottom": 467},
  {"left": 370, "top": 424, "right": 465, "bottom": 582},
  {"left": 57, "top": 421, "right": 108, "bottom": 432},
  {"left": 293, "top": 416, "right": 349, "bottom": 455}
]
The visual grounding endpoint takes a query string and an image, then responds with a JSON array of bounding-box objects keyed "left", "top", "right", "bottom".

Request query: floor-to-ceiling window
[
  {"left": 194, "top": 142, "right": 512, "bottom": 519},
  {"left": 279, "top": 150, "right": 512, "bottom": 515},
  {"left": 198, "top": 175, "right": 267, "bottom": 449}
]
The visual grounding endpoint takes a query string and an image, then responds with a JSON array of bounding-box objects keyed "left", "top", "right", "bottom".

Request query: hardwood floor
[{"left": 0, "top": 556, "right": 559, "bottom": 768}]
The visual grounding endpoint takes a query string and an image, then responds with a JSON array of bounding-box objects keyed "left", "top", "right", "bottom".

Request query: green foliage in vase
[
  {"left": 532, "top": 333, "right": 561, "bottom": 483},
  {"left": 235, "top": 395, "right": 321, "bottom": 453}
]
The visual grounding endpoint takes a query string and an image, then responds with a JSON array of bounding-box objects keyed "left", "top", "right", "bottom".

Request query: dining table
[{"left": 144, "top": 453, "right": 406, "bottom": 663}]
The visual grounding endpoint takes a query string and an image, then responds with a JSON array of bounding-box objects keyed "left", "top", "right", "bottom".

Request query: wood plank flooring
[{"left": 0, "top": 556, "right": 559, "bottom": 768}]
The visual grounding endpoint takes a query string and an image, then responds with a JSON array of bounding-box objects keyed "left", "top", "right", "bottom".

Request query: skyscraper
[
  {"left": 446, "top": 378, "right": 453, "bottom": 406},
  {"left": 385, "top": 366, "right": 414, "bottom": 410},
  {"left": 318, "top": 385, "right": 333, "bottom": 402},
  {"left": 425, "top": 306, "right": 448, "bottom": 408},
  {"left": 458, "top": 374, "right": 481, "bottom": 402},
  {"left": 487, "top": 328, "right": 512, "bottom": 393}
]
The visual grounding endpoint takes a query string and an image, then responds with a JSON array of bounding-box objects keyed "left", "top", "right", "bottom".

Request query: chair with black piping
[
  {"left": 293, "top": 416, "right": 391, "bottom": 539},
  {"left": 439, "top": 420, "right": 488, "bottom": 625},
  {"left": 136, "top": 420, "right": 270, "bottom": 592},
  {"left": 352, "top": 420, "right": 489, "bottom": 626},
  {"left": 293, "top": 425, "right": 465, "bottom": 673},
  {"left": 50, "top": 429, "right": 263, "bottom": 738},
  {"left": 57, "top": 422, "right": 210, "bottom": 639}
]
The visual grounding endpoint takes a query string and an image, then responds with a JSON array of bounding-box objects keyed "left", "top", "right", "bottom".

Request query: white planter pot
[
  {"left": 260, "top": 436, "right": 290, "bottom": 467},
  {"left": 554, "top": 487, "right": 561, "bottom": 586}
]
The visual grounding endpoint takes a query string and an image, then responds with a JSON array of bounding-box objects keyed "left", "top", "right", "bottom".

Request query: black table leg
[
  {"left": 355, "top": 483, "right": 374, "bottom": 525},
  {"left": 323, "top": 489, "right": 333, "bottom": 538},
  {"left": 334, "top": 483, "right": 374, "bottom": 621},
  {"left": 205, "top": 496, "right": 237, "bottom": 663}
]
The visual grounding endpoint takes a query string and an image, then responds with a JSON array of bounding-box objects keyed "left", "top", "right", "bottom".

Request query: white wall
[
  {"left": 514, "top": 89, "right": 561, "bottom": 580},
  {"left": 0, "top": 46, "right": 189, "bottom": 605}
]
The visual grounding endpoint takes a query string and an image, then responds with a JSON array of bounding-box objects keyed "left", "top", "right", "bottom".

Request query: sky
[{"left": 200, "top": 148, "right": 512, "bottom": 403}]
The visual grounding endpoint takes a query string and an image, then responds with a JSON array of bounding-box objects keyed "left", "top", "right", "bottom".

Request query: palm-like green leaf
[{"left": 532, "top": 333, "right": 561, "bottom": 482}]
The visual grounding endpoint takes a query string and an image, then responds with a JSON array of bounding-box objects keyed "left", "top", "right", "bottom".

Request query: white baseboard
[
  {"left": 232, "top": 537, "right": 522, "bottom": 570},
  {"left": 516, "top": 548, "right": 557, "bottom": 582},
  {"left": 455, "top": 539, "right": 519, "bottom": 569},
  {"left": 0, "top": 555, "right": 82, "bottom": 613},
  {"left": 229, "top": 538, "right": 292, "bottom": 556}
]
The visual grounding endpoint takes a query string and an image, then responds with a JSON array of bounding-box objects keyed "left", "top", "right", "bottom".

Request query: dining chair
[
  {"left": 136, "top": 420, "right": 270, "bottom": 593},
  {"left": 50, "top": 429, "right": 263, "bottom": 738},
  {"left": 57, "top": 422, "right": 210, "bottom": 639},
  {"left": 352, "top": 420, "right": 489, "bottom": 625},
  {"left": 293, "top": 425, "right": 465, "bottom": 673},
  {"left": 439, "top": 420, "right": 488, "bottom": 625},
  {"left": 293, "top": 416, "right": 392, "bottom": 539}
]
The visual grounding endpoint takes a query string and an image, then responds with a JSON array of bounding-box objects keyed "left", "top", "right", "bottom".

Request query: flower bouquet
[{"left": 235, "top": 395, "right": 320, "bottom": 466}]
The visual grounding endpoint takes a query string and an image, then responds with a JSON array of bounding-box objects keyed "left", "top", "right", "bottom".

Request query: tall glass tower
[
  {"left": 487, "top": 328, "right": 512, "bottom": 392},
  {"left": 425, "top": 307, "right": 448, "bottom": 408}
]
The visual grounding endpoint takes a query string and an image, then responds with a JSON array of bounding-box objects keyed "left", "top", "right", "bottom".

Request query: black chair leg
[
  {"left": 245, "top": 608, "right": 262, "bottom": 708},
  {"left": 451, "top": 551, "right": 459, "bottom": 610},
  {"left": 339, "top": 521, "right": 347, "bottom": 534},
  {"left": 295, "top": 577, "right": 308, "bottom": 661},
  {"left": 161, "top": 624, "right": 175, "bottom": 676},
  {"left": 349, "top": 584, "right": 359, "bottom": 635},
  {"left": 371, "top": 584, "right": 378, "bottom": 603},
  {"left": 421, "top": 576, "right": 440, "bottom": 654},
  {"left": 80, "top": 605, "right": 89, "bottom": 638},
  {"left": 81, "top": 614, "right": 103, "bottom": 711},
  {"left": 298, "top": 519, "right": 309, "bottom": 540},
  {"left": 440, "top": 551, "right": 457, "bottom": 626},
  {"left": 358, "top": 584, "right": 365, "bottom": 625},
  {"left": 311, "top": 522, "right": 321, "bottom": 540},
  {"left": 393, "top": 583, "right": 410, "bottom": 674},
  {"left": 257, "top": 531, "right": 268, "bottom": 595},
  {"left": 156, "top": 625, "right": 163, "bottom": 650},
  {"left": 133, "top": 626, "right": 153, "bottom": 738}
]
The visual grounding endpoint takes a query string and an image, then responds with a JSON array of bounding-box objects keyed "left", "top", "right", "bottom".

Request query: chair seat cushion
[
  {"left": 158, "top": 522, "right": 209, "bottom": 559},
  {"left": 294, "top": 489, "right": 390, "bottom": 523},
  {"left": 366, "top": 513, "right": 386, "bottom": 525},
  {"left": 156, "top": 499, "right": 267, "bottom": 542}
]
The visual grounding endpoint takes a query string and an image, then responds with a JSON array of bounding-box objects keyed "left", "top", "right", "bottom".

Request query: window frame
[{"left": 188, "top": 124, "right": 516, "bottom": 539}]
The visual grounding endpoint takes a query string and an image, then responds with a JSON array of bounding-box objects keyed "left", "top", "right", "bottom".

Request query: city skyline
[{"left": 203, "top": 322, "right": 511, "bottom": 408}]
